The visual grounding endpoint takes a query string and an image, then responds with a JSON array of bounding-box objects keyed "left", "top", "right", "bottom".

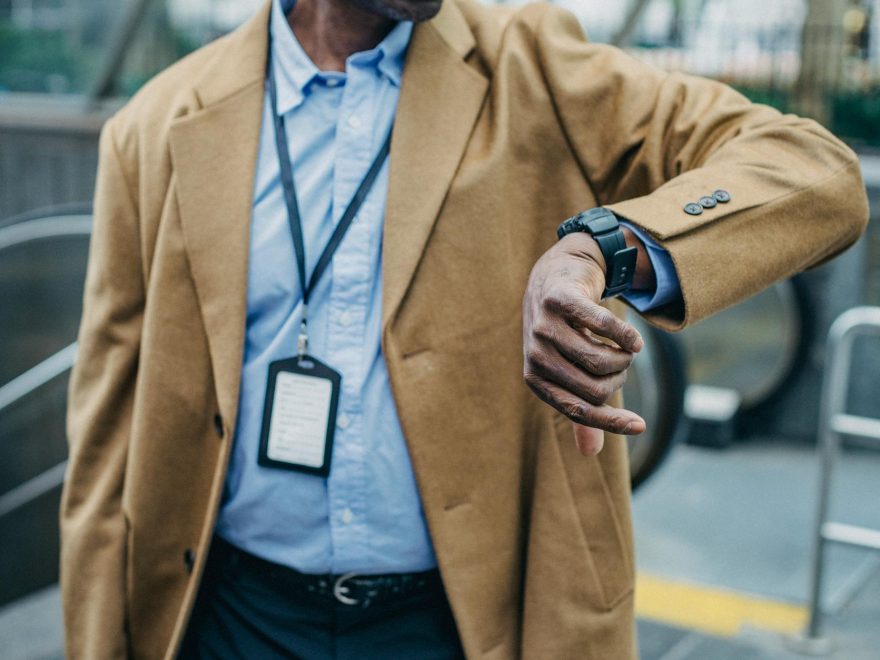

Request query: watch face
[{"left": 584, "top": 212, "right": 619, "bottom": 236}]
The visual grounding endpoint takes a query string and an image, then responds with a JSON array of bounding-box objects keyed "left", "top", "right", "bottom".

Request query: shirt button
[
  {"left": 348, "top": 115, "right": 361, "bottom": 129},
  {"left": 339, "top": 310, "right": 353, "bottom": 327},
  {"left": 341, "top": 508, "right": 354, "bottom": 524},
  {"left": 338, "top": 413, "right": 351, "bottom": 430},
  {"left": 325, "top": 78, "right": 340, "bottom": 87}
]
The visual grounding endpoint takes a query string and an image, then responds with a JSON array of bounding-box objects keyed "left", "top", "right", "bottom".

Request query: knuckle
[
  {"left": 572, "top": 345, "right": 599, "bottom": 372},
  {"left": 524, "top": 347, "right": 543, "bottom": 367},
  {"left": 589, "top": 352, "right": 611, "bottom": 375},
  {"left": 591, "top": 308, "right": 614, "bottom": 332},
  {"left": 586, "top": 381, "right": 612, "bottom": 404},
  {"left": 541, "top": 289, "right": 566, "bottom": 314},
  {"left": 533, "top": 322, "right": 557, "bottom": 343},
  {"left": 580, "top": 381, "right": 601, "bottom": 403},
  {"left": 563, "top": 401, "right": 584, "bottom": 421},
  {"left": 610, "top": 414, "right": 630, "bottom": 434},
  {"left": 523, "top": 369, "right": 541, "bottom": 388}
]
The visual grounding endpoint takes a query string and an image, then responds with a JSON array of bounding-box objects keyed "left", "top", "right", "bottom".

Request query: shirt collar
[{"left": 269, "top": 0, "right": 412, "bottom": 116}]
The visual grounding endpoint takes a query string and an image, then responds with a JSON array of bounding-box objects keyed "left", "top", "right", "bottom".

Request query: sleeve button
[
  {"left": 684, "top": 202, "right": 703, "bottom": 216},
  {"left": 699, "top": 196, "right": 718, "bottom": 209},
  {"left": 183, "top": 549, "right": 196, "bottom": 573},
  {"left": 213, "top": 413, "right": 224, "bottom": 438},
  {"left": 713, "top": 189, "right": 731, "bottom": 203}
]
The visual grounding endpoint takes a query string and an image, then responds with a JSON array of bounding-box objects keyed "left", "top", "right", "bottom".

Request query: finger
[
  {"left": 573, "top": 423, "right": 604, "bottom": 456},
  {"left": 525, "top": 377, "right": 646, "bottom": 435},
  {"left": 532, "top": 344, "right": 628, "bottom": 406},
  {"left": 551, "top": 323, "right": 635, "bottom": 376},
  {"left": 546, "top": 292, "right": 643, "bottom": 352}
]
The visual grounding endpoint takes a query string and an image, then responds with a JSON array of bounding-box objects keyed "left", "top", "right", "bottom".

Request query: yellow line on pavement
[{"left": 635, "top": 573, "right": 808, "bottom": 638}]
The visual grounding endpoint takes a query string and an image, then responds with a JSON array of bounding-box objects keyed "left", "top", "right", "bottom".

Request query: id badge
[{"left": 258, "top": 356, "right": 341, "bottom": 477}]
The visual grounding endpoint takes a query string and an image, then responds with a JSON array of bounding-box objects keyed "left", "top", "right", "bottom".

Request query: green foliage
[
  {"left": 734, "top": 84, "right": 880, "bottom": 148},
  {"left": 831, "top": 90, "right": 880, "bottom": 147},
  {"left": 0, "top": 20, "right": 99, "bottom": 93},
  {"left": 0, "top": 17, "right": 200, "bottom": 96}
]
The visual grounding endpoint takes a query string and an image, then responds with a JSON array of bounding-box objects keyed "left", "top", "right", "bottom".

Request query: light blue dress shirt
[{"left": 216, "top": 0, "right": 680, "bottom": 576}]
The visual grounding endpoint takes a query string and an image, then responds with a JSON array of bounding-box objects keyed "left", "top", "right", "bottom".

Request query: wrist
[
  {"left": 557, "top": 231, "right": 606, "bottom": 271},
  {"left": 556, "top": 208, "right": 636, "bottom": 298},
  {"left": 552, "top": 232, "right": 607, "bottom": 300}
]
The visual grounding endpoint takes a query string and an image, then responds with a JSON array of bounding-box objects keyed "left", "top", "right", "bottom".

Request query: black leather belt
[{"left": 209, "top": 536, "right": 443, "bottom": 608}]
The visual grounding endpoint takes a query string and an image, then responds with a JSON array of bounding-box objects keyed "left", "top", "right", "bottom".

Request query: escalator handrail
[
  {"left": 0, "top": 203, "right": 92, "bottom": 229},
  {"left": 0, "top": 214, "right": 92, "bottom": 250},
  {"left": 0, "top": 343, "right": 78, "bottom": 415}
]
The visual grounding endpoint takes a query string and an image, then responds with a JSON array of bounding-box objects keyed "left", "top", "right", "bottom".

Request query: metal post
[{"left": 87, "top": 0, "right": 157, "bottom": 104}]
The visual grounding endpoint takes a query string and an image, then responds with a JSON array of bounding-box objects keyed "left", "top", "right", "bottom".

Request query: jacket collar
[{"left": 190, "top": 0, "right": 476, "bottom": 111}]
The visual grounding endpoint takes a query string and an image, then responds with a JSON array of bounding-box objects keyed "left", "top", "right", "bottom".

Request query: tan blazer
[{"left": 60, "top": 1, "right": 868, "bottom": 658}]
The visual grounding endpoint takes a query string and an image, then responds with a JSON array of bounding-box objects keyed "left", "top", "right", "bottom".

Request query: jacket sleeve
[
  {"left": 533, "top": 6, "right": 869, "bottom": 330},
  {"left": 60, "top": 116, "right": 144, "bottom": 660}
]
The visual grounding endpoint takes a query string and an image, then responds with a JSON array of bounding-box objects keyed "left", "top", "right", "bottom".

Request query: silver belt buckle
[{"left": 333, "top": 572, "right": 360, "bottom": 605}]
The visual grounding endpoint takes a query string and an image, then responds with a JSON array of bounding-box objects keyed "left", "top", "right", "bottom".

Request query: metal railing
[
  {"left": 0, "top": 212, "right": 90, "bottom": 522},
  {"left": 799, "top": 306, "right": 880, "bottom": 652}
]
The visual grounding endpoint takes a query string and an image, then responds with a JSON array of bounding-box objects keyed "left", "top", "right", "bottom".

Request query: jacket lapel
[
  {"left": 168, "top": 0, "right": 487, "bottom": 423},
  {"left": 382, "top": 2, "right": 488, "bottom": 329},
  {"left": 169, "top": 1, "right": 270, "bottom": 427}
]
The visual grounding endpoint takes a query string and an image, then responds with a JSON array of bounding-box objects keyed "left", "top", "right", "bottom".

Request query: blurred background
[{"left": 1, "top": 1, "right": 879, "bottom": 658}]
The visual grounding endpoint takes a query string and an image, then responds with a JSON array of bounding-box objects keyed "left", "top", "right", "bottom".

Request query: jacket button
[
  {"left": 684, "top": 202, "right": 703, "bottom": 216},
  {"left": 213, "top": 413, "right": 224, "bottom": 438},
  {"left": 713, "top": 189, "right": 731, "bottom": 203},
  {"left": 699, "top": 196, "right": 717, "bottom": 209},
  {"left": 183, "top": 549, "right": 196, "bottom": 573}
]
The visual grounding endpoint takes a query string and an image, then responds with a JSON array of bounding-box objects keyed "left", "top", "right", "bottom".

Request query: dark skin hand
[
  {"left": 523, "top": 228, "right": 656, "bottom": 456},
  {"left": 288, "top": 0, "right": 657, "bottom": 458}
]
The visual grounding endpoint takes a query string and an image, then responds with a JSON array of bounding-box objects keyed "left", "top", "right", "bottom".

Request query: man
[{"left": 59, "top": 0, "right": 868, "bottom": 657}]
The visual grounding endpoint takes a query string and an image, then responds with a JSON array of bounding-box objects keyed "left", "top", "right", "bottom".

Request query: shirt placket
[{"left": 325, "top": 66, "right": 378, "bottom": 572}]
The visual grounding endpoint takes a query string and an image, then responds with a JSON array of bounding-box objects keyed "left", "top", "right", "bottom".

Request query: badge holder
[{"left": 257, "top": 318, "right": 341, "bottom": 477}]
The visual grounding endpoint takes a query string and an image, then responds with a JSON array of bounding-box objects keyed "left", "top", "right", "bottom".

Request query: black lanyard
[{"left": 267, "top": 51, "right": 393, "bottom": 359}]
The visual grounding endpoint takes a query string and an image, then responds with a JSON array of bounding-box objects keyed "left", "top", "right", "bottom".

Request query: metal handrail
[
  {"left": 0, "top": 461, "right": 68, "bottom": 519},
  {"left": 798, "top": 306, "right": 880, "bottom": 652},
  {"left": 0, "top": 343, "right": 78, "bottom": 415},
  {"left": 0, "top": 203, "right": 92, "bottom": 230},
  {"left": 0, "top": 214, "right": 92, "bottom": 249},
  {"left": 0, "top": 213, "right": 90, "bottom": 413},
  {"left": 0, "top": 214, "right": 91, "bottom": 520}
]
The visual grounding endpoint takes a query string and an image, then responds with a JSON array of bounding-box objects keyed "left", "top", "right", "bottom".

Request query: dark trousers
[{"left": 179, "top": 538, "right": 465, "bottom": 660}]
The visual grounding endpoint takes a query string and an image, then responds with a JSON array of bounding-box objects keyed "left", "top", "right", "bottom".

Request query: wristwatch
[{"left": 556, "top": 207, "right": 638, "bottom": 298}]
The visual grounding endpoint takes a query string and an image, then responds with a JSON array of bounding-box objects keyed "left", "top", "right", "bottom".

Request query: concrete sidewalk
[{"left": 632, "top": 439, "right": 880, "bottom": 660}]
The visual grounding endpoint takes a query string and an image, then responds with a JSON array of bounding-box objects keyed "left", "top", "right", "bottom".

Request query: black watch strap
[{"left": 556, "top": 207, "right": 638, "bottom": 298}]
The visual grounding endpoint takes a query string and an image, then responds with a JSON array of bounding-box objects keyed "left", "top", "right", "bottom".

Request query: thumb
[{"left": 573, "top": 423, "right": 604, "bottom": 456}]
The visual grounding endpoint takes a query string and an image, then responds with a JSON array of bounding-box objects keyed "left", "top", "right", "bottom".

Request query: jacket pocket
[{"left": 552, "top": 414, "right": 635, "bottom": 610}]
